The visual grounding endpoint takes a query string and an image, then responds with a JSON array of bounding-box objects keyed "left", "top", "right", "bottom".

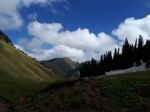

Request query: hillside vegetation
[
  {"left": 0, "top": 38, "right": 59, "bottom": 103},
  {"left": 20, "top": 70, "right": 150, "bottom": 112},
  {"left": 41, "top": 58, "right": 77, "bottom": 77}
]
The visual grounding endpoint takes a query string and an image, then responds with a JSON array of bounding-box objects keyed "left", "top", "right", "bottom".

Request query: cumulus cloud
[
  {"left": 112, "top": 15, "right": 150, "bottom": 43},
  {"left": 26, "top": 45, "right": 85, "bottom": 62},
  {"left": 0, "top": 1, "right": 22, "bottom": 30},
  {"left": 16, "top": 15, "right": 150, "bottom": 62},
  {"left": 17, "top": 21, "right": 117, "bottom": 62},
  {"left": 28, "top": 21, "right": 117, "bottom": 51},
  {"left": 0, "top": 0, "right": 67, "bottom": 30}
]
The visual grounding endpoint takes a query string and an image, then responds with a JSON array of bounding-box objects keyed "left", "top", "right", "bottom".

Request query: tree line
[
  {"left": 80, "top": 35, "right": 150, "bottom": 77},
  {"left": 0, "top": 30, "right": 12, "bottom": 44}
]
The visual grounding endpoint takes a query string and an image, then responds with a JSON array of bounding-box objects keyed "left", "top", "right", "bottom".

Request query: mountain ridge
[{"left": 40, "top": 57, "right": 78, "bottom": 77}]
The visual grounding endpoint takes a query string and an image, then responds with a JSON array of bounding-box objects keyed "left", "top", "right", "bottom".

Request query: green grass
[
  {"left": 25, "top": 70, "right": 150, "bottom": 112},
  {"left": 0, "top": 40, "right": 59, "bottom": 104},
  {"left": 0, "top": 72, "right": 50, "bottom": 103},
  {"left": 102, "top": 70, "right": 150, "bottom": 112}
]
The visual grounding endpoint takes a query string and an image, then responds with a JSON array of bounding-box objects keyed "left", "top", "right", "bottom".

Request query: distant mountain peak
[
  {"left": 47, "top": 57, "right": 73, "bottom": 62},
  {"left": 41, "top": 57, "right": 77, "bottom": 77}
]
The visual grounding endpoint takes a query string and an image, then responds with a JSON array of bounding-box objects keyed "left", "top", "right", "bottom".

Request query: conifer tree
[{"left": 80, "top": 35, "right": 150, "bottom": 77}]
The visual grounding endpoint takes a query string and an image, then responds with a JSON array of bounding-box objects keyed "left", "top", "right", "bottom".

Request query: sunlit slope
[
  {"left": 0, "top": 39, "right": 59, "bottom": 101},
  {"left": 0, "top": 40, "right": 58, "bottom": 82}
]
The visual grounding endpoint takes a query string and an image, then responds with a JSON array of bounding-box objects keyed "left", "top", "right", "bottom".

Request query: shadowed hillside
[
  {"left": 20, "top": 70, "right": 150, "bottom": 112},
  {"left": 41, "top": 58, "right": 77, "bottom": 77}
]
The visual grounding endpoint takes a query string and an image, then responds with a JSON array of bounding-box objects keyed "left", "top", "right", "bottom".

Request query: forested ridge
[{"left": 80, "top": 35, "right": 150, "bottom": 77}]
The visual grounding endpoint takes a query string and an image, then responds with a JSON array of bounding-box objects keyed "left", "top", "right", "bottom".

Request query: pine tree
[
  {"left": 80, "top": 35, "right": 150, "bottom": 77},
  {"left": 138, "top": 35, "right": 143, "bottom": 49},
  {"left": 90, "top": 58, "right": 97, "bottom": 76},
  {"left": 137, "top": 35, "right": 144, "bottom": 64}
]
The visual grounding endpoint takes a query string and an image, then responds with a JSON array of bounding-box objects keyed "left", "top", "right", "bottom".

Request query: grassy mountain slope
[
  {"left": 0, "top": 38, "right": 59, "bottom": 102},
  {"left": 41, "top": 58, "right": 77, "bottom": 77},
  {"left": 23, "top": 70, "right": 150, "bottom": 112}
]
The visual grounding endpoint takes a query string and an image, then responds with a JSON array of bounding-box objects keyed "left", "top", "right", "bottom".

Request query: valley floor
[{"left": 1, "top": 70, "right": 150, "bottom": 112}]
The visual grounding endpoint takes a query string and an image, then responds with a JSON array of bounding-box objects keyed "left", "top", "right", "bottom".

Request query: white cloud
[
  {"left": 16, "top": 15, "right": 150, "bottom": 62},
  {"left": 0, "top": 13, "right": 22, "bottom": 30},
  {"left": 17, "top": 21, "right": 117, "bottom": 62},
  {"left": 0, "top": 0, "right": 22, "bottom": 30},
  {"left": 112, "top": 15, "right": 150, "bottom": 43},
  {"left": 28, "top": 21, "right": 117, "bottom": 51},
  {"left": 15, "top": 44, "right": 25, "bottom": 51},
  {"left": 27, "top": 45, "right": 85, "bottom": 62},
  {"left": 0, "top": 0, "right": 67, "bottom": 30}
]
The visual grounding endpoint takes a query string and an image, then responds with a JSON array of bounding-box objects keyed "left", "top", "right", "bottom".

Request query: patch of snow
[{"left": 106, "top": 63, "right": 149, "bottom": 75}]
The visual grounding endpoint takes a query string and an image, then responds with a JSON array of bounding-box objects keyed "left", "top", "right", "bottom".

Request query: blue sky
[
  {"left": 0, "top": 0, "right": 150, "bottom": 62},
  {"left": 5, "top": 0, "right": 150, "bottom": 41}
]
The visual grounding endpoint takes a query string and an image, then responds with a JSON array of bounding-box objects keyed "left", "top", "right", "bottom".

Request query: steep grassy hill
[
  {"left": 0, "top": 33, "right": 59, "bottom": 103},
  {"left": 41, "top": 58, "right": 77, "bottom": 77},
  {"left": 22, "top": 70, "right": 150, "bottom": 112}
]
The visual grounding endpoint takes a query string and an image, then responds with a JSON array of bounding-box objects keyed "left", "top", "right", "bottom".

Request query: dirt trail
[
  {"left": 21, "top": 78, "right": 105, "bottom": 112},
  {"left": 0, "top": 97, "right": 13, "bottom": 112}
]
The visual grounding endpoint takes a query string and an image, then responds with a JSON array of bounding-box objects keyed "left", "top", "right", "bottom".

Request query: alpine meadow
[{"left": 0, "top": 0, "right": 150, "bottom": 112}]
